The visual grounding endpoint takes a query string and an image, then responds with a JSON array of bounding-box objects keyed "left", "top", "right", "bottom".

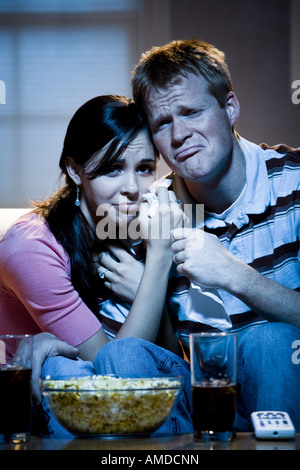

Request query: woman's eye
[
  {"left": 104, "top": 166, "right": 121, "bottom": 175},
  {"left": 137, "top": 164, "right": 155, "bottom": 174}
]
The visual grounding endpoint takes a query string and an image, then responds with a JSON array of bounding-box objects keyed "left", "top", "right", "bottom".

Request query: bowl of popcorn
[{"left": 41, "top": 375, "right": 184, "bottom": 437}]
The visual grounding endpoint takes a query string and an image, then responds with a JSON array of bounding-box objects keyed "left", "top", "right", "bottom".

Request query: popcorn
[{"left": 42, "top": 375, "right": 182, "bottom": 435}]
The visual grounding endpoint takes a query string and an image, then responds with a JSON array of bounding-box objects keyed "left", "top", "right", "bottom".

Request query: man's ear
[
  {"left": 65, "top": 156, "right": 82, "bottom": 185},
  {"left": 225, "top": 92, "right": 240, "bottom": 128}
]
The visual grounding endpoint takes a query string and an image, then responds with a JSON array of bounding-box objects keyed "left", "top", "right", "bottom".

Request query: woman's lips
[{"left": 115, "top": 203, "right": 139, "bottom": 213}]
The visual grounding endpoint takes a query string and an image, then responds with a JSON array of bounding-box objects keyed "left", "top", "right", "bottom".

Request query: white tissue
[
  {"left": 186, "top": 282, "right": 232, "bottom": 330},
  {"left": 142, "top": 179, "right": 172, "bottom": 217}
]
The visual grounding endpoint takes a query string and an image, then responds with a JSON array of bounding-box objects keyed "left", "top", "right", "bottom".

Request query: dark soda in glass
[
  {"left": 0, "top": 367, "right": 32, "bottom": 439},
  {"left": 192, "top": 379, "right": 236, "bottom": 437}
]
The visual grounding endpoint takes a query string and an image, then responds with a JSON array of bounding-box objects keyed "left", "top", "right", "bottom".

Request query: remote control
[{"left": 251, "top": 411, "right": 295, "bottom": 439}]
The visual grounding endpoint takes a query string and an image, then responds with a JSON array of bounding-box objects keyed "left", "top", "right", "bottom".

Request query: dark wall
[{"left": 170, "top": 0, "right": 299, "bottom": 147}]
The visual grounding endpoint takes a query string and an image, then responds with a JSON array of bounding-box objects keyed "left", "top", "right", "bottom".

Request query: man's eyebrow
[
  {"left": 151, "top": 113, "right": 171, "bottom": 129},
  {"left": 151, "top": 103, "right": 195, "bottom": 126}
]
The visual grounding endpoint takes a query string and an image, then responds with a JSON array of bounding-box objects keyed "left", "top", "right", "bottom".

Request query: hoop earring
[{"left": 75, "top": 185, "right": 80, "bottom": 207}]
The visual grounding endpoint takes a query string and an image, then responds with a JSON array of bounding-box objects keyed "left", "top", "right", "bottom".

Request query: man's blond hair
[{"left": 132, "top": 39, "right": 233, "bottom": 109}]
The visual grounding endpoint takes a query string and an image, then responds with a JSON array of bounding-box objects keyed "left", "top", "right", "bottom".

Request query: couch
[{"left": 0, "top": 208, "right": 31, "bottom": 238}]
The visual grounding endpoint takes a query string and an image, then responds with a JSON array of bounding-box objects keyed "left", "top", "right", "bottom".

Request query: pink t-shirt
[{"left": 0, "top": 212, "right": 101, "bottom": 346}]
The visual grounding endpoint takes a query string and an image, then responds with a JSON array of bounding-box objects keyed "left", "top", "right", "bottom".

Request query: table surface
[{"left": 1, "top": 432, "right": 300, "bottom": 451}]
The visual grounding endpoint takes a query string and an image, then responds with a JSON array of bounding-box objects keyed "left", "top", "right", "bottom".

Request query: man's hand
[
  {"left": 171, "top": 228, "right": 235, "bottom": 289},
  {"left": 171, "top": 228, "right": 300, "bottom": 329}
]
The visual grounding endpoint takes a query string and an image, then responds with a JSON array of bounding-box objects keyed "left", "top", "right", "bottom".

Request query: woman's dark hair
[{"left": 35, "top": 95, "right": 156, "bottom": 315}]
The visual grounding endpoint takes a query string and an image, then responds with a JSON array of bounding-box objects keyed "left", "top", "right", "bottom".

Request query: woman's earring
[{"left": 75, "top": 185, "right": 80, "bottom": 207}]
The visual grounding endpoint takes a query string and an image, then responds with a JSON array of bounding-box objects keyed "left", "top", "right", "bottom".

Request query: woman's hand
[
  {"left": 30, "top": 333, "right": 79, "bottom": 404},
  {"left": 139, "top": 186, "right": 185, "bottom": 254},
  {"left": 97, "top": 187, "right": 186, "bottom": 302},
  {"left": 97, "top": 243, "right": 144, "bottom": 302}
]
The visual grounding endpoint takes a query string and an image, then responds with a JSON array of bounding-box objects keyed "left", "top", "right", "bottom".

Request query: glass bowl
[{"left": 41, "top": 375, "right": 184, "bottom": 437}]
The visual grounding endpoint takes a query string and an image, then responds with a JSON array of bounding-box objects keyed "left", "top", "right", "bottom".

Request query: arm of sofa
[{"left": 0, "top": 208, "right": 31, "bottom": 238}]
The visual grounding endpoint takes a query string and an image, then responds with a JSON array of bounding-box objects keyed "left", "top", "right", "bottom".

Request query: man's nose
[{"left": 171, "top": 118, "right": 192, "bottom": 145}]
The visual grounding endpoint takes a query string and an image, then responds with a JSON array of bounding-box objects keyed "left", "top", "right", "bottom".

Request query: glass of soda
[
  {"left": 0, "top": 335, "right": 33, "bottom": 444},
  {"left": 190, "top": 332, "right": 237, "bottom": 442}
]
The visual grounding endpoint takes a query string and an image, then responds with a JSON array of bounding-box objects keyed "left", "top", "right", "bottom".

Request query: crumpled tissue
[
  {"left": 186, "top": 283, "right": 232, "bottom": 330},
  {"left": 142, "top": 179, "right": 172, "bottom": 217}
]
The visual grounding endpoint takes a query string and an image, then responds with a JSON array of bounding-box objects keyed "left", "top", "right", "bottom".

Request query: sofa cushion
[{"left": 0, "top": 208, "right": 31, "bottom": 238}]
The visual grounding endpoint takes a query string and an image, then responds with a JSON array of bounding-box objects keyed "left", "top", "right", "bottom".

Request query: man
[{"left": 127, "top": 38, "right": 300, "bottom": 431}]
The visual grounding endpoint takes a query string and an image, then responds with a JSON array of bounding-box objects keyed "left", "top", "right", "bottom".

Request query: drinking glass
[
  {"left": 190, "top": 332, "right": 237, "bottom": 442},
  {"left": 0, "top": 335, "right": 33, "bottom": 444}
]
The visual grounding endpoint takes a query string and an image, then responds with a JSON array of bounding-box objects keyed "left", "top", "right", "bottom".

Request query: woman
[
  {"left": 0, "top": 95, "right": 195, "bottom": 435},
  {"left": 0, "top": 95, "right": 182, "bottom": 362}
]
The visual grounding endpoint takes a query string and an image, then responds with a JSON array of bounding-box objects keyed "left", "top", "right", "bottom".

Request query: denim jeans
[
  {"left": 236, "top": 322, "right": 300, "bottom": 431},
  {"left": 41, "top": 322, "right": 300, "bottom": 435}
]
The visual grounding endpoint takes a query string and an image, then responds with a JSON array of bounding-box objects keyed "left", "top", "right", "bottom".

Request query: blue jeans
[
  {"left": 236, "top": 322, "right": 300, "bottom": 431},
  {"left": 41, "top": 322, "right": 300, "bottom": 435}
]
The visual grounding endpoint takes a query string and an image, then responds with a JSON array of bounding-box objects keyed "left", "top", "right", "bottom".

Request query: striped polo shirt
[
  {"left": 98, "top": 136, "right": 300, "bottom": 352},
  {"left": 167, "top": 136, "right": 300, "bottom": 351}
]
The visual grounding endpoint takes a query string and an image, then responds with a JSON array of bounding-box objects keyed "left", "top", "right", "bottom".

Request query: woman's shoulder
[
  {"left": 2, "top": 211, "right": 49, "bottom": 238},
  {"left": 0, "top": 211, "right": 67, "bottom": 258}
]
